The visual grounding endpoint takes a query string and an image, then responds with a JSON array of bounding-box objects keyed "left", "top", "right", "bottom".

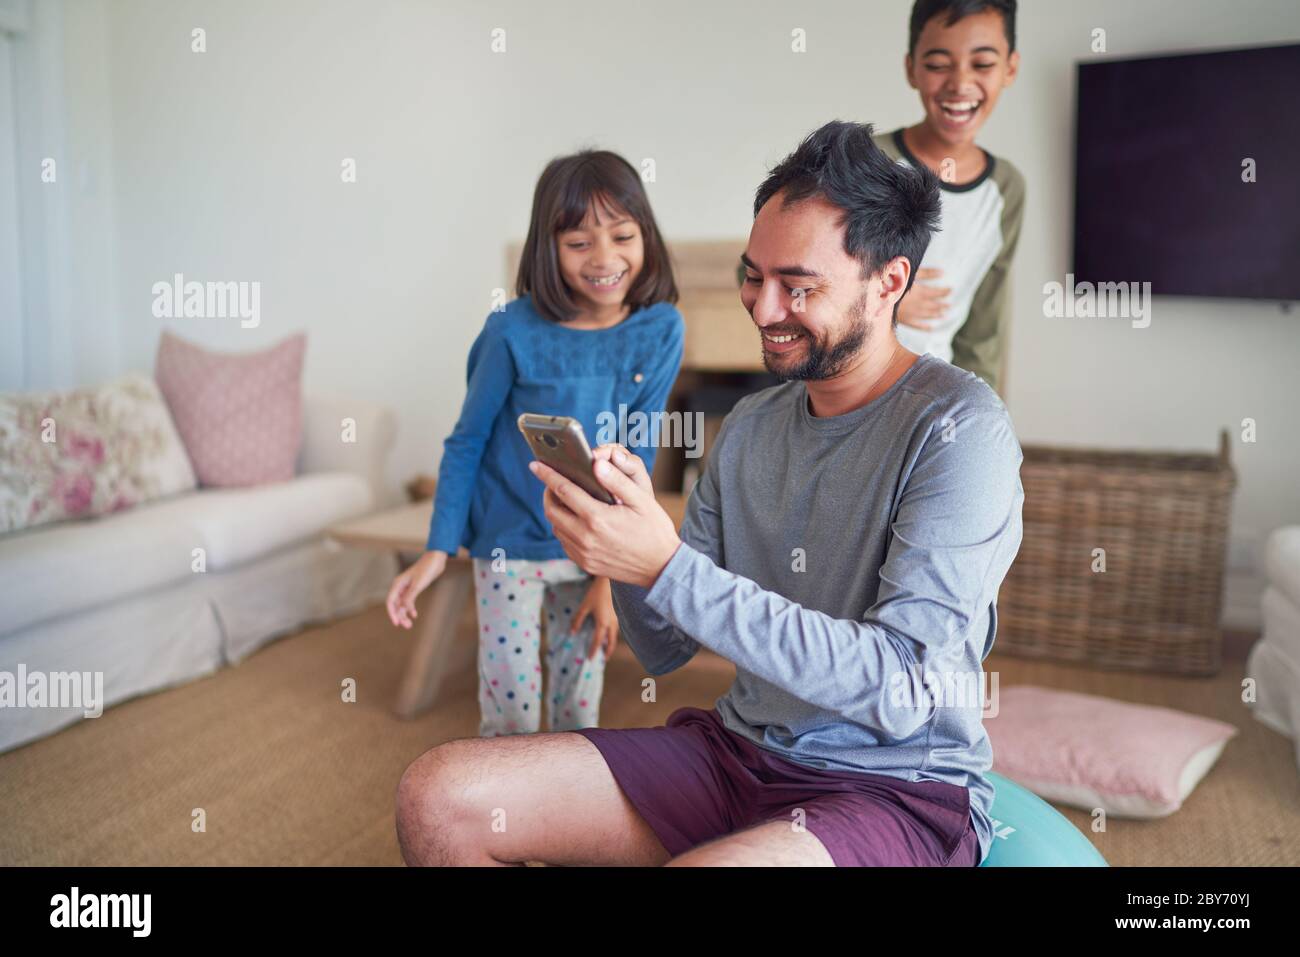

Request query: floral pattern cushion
[{"left": 0, "top": 373, "right": 198, "bottom": 534}]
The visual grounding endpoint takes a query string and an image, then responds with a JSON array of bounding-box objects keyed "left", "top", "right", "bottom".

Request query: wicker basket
[{"left": 996, "top": 429, "right": 1236, "bottom": 675}]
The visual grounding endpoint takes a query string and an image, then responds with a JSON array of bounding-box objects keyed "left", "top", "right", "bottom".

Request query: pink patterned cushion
[
  {"left": 986, "top": 686, "right": 1237, "bottom": 818},
  {"left": 154, "top": 331, "right": 306, "bottom": 487},
  {"left": 0, "top": 373, "right": 197, "bottom": 534}
]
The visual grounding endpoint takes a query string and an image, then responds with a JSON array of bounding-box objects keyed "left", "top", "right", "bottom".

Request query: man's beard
[{"left": 762, "top": 292, "right": 870, "bottom": 381}]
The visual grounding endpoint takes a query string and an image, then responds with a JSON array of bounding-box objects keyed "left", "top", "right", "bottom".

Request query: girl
[{"left": 386, "top": 150, "right": 683, "bottom": 737}]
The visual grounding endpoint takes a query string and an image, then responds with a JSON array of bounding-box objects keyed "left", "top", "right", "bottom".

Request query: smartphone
[{"left": 517, "top": 414, "right": 617, "bottom": 505}]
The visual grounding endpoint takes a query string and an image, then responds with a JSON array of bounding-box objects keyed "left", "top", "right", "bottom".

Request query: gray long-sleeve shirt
[{"left": 610, "top": 353, "right": 1024, "bottom": 863}]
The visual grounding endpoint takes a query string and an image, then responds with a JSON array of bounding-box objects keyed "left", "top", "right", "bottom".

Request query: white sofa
[
  {"left": 0, "top": 394, "right": 401, "bottom": 754},
  {"left": 1247, "top": 525, "right": 1300, "bottom": 773}
]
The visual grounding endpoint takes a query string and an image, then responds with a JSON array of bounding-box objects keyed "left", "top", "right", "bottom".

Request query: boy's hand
[
  {"left": 896, "top": 268, "right": 950, "bottom": 330},
  {"left": 529, "top": 446, "right": 680, "bottom": 589},
  {"left": 571, "top": 576, "right": 620, "bottom": 660}
]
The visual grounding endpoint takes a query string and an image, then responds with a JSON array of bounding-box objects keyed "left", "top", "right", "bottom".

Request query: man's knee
[{"left": 395, "top": 739, "right": 482, "bottom": 865}]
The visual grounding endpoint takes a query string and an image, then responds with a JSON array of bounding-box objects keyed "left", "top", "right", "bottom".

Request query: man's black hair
[
  {"left": 908, "top": 0, "right": 1017, "bottom": 56},
  {"left": 752, "top": 121, "right": 941, "bottom": 324}
]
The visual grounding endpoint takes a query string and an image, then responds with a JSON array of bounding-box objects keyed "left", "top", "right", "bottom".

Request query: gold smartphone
[{"left": 517, "top": 414, "right": 616, "bottom": 505}]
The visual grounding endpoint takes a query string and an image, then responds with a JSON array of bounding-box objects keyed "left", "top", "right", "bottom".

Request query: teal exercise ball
[{"left": 979, "top": 771, "right": 1108, "bottom": 867}]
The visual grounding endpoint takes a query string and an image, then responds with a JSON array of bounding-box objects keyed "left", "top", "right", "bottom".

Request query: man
[{"left": 395, "top": 121, "right": 1024, "bottom": 867}]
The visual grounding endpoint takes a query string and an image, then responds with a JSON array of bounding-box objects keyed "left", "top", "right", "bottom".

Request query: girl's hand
[
  {"left": 572, "top": 575, "right": 620, "bottom": 660},
  {"left": 896, "top": 268, "right": 950, "bottom": 330},
  {"left": 386, "top": 550, "right": 448, "bottom": 629}
]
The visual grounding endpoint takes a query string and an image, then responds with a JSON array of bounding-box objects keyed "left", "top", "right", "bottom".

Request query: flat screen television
[{"left": 1073, "top": 43, "right": 1300, "bottom": 302}]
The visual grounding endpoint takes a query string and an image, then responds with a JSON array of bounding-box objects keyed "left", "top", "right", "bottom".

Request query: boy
[{"left": 878, "top": 0, "right": 1023, "bottom": 395}]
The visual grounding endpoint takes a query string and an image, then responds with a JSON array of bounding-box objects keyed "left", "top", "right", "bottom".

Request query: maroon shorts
[{"left": 575, "top": 706, "right": 978, "bottom": 867}]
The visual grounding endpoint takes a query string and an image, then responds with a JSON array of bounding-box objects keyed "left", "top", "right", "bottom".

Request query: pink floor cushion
[
  {"left": 154, "top": 331, "right": 306, "bottom": 487},
  {"left": 985, "top": 685, "right": 1237, "bottom": 818}
]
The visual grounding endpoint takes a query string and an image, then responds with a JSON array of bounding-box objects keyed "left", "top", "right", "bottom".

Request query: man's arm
[
  {"left": 950, "top": 165, "right": 1025, "bottom": 397},
  {"left": 640, "top": 412, "right": 1024, "bottom": 738},
  {"left": 608, "top": 580, "right": 700, "bottom": 676}
]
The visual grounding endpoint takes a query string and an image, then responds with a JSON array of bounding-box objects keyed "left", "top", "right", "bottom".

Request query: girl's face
[
  {"left": 556, "top": 196, "right": 644, "bottom": 315},
  {"left": 905, "top": 9, "right": 1019, "bottom": 148}
]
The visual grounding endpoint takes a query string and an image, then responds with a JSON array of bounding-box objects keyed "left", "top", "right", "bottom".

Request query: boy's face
[
  {"left": 556, "top": 195, "right": 644, "bottom": 314},
  {"left": 905, "top": 8, "right": 1019, "bottom": 146}
]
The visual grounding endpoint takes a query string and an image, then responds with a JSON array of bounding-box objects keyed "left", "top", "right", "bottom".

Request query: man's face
[
  {"left": 905, "top": 9, "right": 1019, "bottom": 148},
  {"left": 740, "top": 192, "right": 896, "bottom": 381}
]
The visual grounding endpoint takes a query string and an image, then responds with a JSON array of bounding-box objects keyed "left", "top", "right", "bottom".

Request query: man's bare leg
[
  {"left": 665, "top": 819, "right": 836, "bottom": 867},
  {"left": 395, "top": 732, "right": 671, "bottom": 866}
]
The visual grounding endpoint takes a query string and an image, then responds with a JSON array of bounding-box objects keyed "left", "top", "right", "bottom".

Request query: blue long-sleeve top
[{"left": 427, "top": 295, "right": 684, "bottom": 560}]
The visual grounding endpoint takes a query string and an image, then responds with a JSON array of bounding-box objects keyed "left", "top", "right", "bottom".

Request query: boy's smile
[{"left": 936, "top": 95, "right": 985, "bottom": 131}]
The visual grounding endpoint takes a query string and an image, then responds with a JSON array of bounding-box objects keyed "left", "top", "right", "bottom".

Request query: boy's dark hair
[
  {"left": 517, "top": 150, "right": 677, "bottom": 323},
  {"left": 752, "top": 121, "right": 941, "bottom": 326},
  {"left": 908, "top": 0, "right": 1017, "bottom": 56}
]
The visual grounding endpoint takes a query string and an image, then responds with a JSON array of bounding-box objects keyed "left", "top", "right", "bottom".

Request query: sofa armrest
[{"left": 298, "top": 394, "right": 399, "bottom": 508}]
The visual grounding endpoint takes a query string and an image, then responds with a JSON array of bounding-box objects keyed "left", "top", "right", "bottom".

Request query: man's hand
[{"left": 528, "top": 445, "right": 681, "bottom": 589}]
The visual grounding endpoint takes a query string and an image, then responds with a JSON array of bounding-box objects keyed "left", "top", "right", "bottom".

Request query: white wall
[{"left": 50, "top": 0, "right": 1300, "bottom": 623}]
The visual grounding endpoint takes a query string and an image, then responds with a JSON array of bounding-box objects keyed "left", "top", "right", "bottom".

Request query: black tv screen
[{"left": 1073, "top": 43, "right": 1300, "bottom": 302}]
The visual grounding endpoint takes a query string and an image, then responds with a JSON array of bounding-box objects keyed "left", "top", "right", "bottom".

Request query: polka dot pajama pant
[{"left": 472, "top": 557, "right": 607, "bottom": 737}]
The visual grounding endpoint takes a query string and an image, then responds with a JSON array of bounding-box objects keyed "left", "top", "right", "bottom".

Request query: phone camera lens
[{"left": 542, "top": 434, "right": 559, "bottom": 449}]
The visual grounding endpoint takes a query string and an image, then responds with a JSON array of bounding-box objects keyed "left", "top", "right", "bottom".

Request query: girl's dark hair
[
  {"left": 753, "top": 121, "right": 941, "bottom": 321},
  {"left": 516, "top": 150, "right": 678, "bottom": 323},
  {"left": 908, "top": 0, "right": 1017, "bottom": 56}
]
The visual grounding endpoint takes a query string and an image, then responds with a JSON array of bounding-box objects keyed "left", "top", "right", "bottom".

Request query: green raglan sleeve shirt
[
  {"left": 950, "top": 160, "right": 1025, "bottom": 394},
  {"left": 874, "top": 129, "right": 1026, "bottom": 397}
]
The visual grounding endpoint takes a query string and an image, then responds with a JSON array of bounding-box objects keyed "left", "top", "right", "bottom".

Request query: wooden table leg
[{"left": 395, "top": 560, "right": 474, "bottom": 718}]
